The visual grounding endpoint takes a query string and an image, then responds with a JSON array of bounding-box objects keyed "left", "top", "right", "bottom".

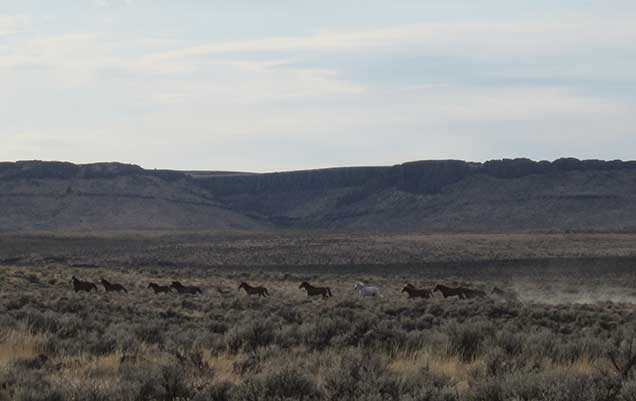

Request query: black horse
[
  {"left": 171, "top": 281, "right": 202, "bottom": 295},
  {"left": 100, "top": 278, "right": 127, "bottom": 293},
  {"left": 299, "top": 282, "right": 332, "bottom": 298},
  {"left": 401, "top": 283, "right": 432, "bottom": 299},
  {"left": 72, "top": 276, "right": 98, "bottom": 293},
  {"left": 239, "top": 282, "right": 269, "bottom": 297},
  {"left": 433, "top": 284, "right": 466, "bottom": 299},
  {"left": 148, "top": 282, "right": 172, "bottom": 294}
]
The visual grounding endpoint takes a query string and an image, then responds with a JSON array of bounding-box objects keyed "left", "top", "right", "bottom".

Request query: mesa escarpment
[{"left": 1, "top": 158, "right": 636, "bottom": 232}]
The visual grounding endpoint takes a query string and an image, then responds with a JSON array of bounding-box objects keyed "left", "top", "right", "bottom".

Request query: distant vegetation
[{"left": 2, "top": 261, "right": 636, "bottom": 401}]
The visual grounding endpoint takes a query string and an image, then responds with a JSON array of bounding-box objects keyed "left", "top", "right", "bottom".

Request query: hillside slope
[
  {"left": 2, "top": 158, "right": 636, "bottom": 233},
  {"left": 0, "top": 161, "right": 262, "bottom": 232}
]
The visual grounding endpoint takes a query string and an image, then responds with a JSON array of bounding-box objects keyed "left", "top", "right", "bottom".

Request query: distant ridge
[{"left": 2, "top": 158, "right": 636, "bottom": 233}]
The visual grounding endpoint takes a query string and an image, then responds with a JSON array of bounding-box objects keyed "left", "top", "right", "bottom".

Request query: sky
[{"left": 1, "top": 1, "right": 635, "bottom": 172}]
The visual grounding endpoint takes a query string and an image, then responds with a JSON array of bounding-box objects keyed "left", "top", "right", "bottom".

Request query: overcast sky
[{"left": 1, "top": 1, "right": 635, "bottom": 172}]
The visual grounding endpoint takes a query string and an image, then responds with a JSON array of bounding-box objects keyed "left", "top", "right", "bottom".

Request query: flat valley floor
[{"left": 2, "top": 232, "right": 636, "bottom": 401}]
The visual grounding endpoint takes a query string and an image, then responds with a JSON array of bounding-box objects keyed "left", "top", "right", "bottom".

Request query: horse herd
[{"left": 71, "top": 276, "right": 511, "bottom": 301}]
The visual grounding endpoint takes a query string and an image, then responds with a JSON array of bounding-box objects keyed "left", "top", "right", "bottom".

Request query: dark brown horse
[
  {"left": 148, "top": 282, "right": 172, "bottom": 294},
  {"left": 401, "top": 284, "right": 432, "bottom": 299},
  {"left": 239, "top": 282, "right": 269, "bottom": 297},
  {"left": 100, "top": 278, "right": 127, "bottom": 293},
  {"left": 71, "top": 276, "right": 98, "bottom": 293},
  {"left": 299, "top": 282, "right": 332, "bottom": 298},
  {"left": 433, "top": 284, "right": 466, "bottom": 299},
  {"left": 171, "top": 281, "right": 202, "bottom": 295}
]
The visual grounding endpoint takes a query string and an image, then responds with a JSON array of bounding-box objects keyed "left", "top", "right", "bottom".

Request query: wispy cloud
[
  {"left": 146, "top": 17, "right": 636, "bottom": 62},
  {"left": 1, "top": 3, "right": 635, "bottom": 170}
]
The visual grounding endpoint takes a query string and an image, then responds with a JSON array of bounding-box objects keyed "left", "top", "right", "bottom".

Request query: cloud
[
  {"left": 145, "top": 17, "right": 636, "bottom": 62},
  {"left": 93, "top": 0, "right": 134, "bottom": 8},
  {"left": 0, "top": 15, "right": 30, "bottom": 36},
  {"left": 1, "top": 6, "right": 635, "bottom": 171}
]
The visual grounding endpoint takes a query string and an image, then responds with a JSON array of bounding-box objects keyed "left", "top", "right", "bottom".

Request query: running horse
[
  {"left": 71, "top": 276, "right": 98, "bottom": 293},
  {"left": 433, "top": 284, "right": 467, "bottom": 299},
  {"left": 100, "top": 278, "right": 128, "bottom": 293},
  {"left": 353, "top": 281, "right": 382, "bottom": 297},
  {"left": 238, "top": 282, "right": 269, "bottom": 297},
  {"left": 299, "top": 282, "right": 332, "bottom": 298},
  {"left": 401, "top": 283, "right": 432, "bottom": 299},
  {"left": 148, "top": 282, "right": 172, "bottom": 294},
  {"left": 171, "top": 281, "right": 202, "bottom": 295}
]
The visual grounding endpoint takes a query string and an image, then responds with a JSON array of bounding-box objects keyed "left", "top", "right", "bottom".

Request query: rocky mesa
[{"left": 2, "top": 158, "right": 636, "bottom": 233}]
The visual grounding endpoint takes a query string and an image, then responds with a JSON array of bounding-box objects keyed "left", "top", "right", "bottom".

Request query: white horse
[{"left": 353, "top": 281, "right": 382, "bottom": 297}]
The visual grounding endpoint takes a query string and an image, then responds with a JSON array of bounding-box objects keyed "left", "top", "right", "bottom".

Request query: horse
[
  {"left": 353, "top": 281, "right": 382, "bottom": 297},
  {"left": 71, "top": 276, "right": 98, "bottom": 293},
  {"left": 171, "top": 281, "right": 202, "bottom": 295},
  {"left": 299, "top": 282, "right": 332, "bottom": 298},
  {"left": 148, "top": 282, "right": 172, "bottom": 294},
  {"left": 433, "top": 284, "right": 466, "bottom": 299},
  {"left": 238, "top": 282, "right": 269, "bottom": 297},
  {"left": 100, "top": 278, "right": 127, "bottom": 293},
  {"left": 401, "top": 283, "right": 432, "bottom": 299}
]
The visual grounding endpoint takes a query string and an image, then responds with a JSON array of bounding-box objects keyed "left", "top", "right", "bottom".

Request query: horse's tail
[{"left": 327, "top": 288, "right": 332, "bottom": 297}]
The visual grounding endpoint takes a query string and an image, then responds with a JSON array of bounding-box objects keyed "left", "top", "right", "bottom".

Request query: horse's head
[
  {"left": 353, "top": 281, "right": 365, "bottom": 290},
  {"left": 238, "top": 282, "right": 247, "bottom": 290},
  {"left": 299, "top": 282, "right": 309, "bottom": 289},
  {"left": 401, "top": 284, "right": 411, "bottom": 293},
  {"left": 171, "top": 281, "right": 182, "bottom": 288},
  {"left": 148, "top": 283, "right": 156, "bottom": 289},
  {"left": 71, "top": 276, "right": 78, "bottom": 282},
  {"left": 100, "top": 278, "right": 107, "bottom": 284},
  {"left": 433, "top": 284, "right": 443, "bottom": 292}
]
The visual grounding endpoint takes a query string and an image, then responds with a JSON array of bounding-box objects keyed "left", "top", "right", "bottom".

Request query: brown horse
[
  {"left": 148, "top": 282, "right": 172, "bottom": 294},
  {"left": 239, "top": 282, "right": 269, "bottom": 297},
  {"left": 100, "top": 278, "right": 127, "bottom": 293},
  {"left": 299, "top": 282, "right": 332, "bottom": 298},
  {"left": 401, "top": 284, "right": 432, "bottom": 299},
  {"left": 433, "top": 284, "right": 466, "bottom": 299},
  {"left": 171, "top": 281, "right": 202, "bottom": 295},
  {"left": 72, "top": 276, "right": 98, "bottom": 293}
]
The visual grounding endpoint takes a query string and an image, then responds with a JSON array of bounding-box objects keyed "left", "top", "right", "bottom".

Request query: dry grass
[
  {"left": 2, "top": 234, "right": 636, "bottom": 400},
  {"left": 202, "top": 351, "right": 241, "bottom": 384},
  {"left": 0, "top": 325, "right": 48, "bottom": 368}
]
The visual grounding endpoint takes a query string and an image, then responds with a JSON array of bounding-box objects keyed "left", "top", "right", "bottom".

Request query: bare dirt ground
[{"left": 2, "top": 233, "right": 636, "bottom": 400}]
